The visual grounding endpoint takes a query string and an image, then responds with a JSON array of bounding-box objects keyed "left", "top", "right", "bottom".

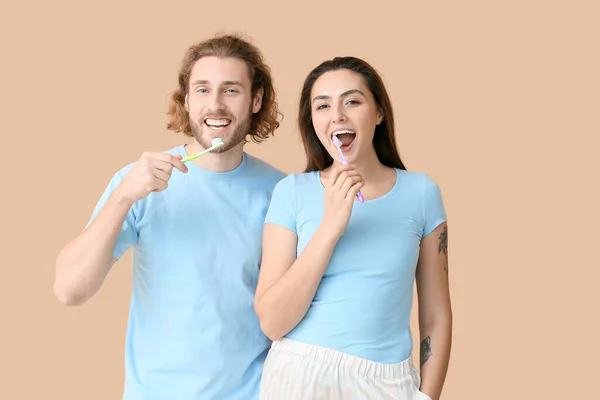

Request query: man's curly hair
[{"left": 167, "top": 33, "right": 282, "bottom": 143}]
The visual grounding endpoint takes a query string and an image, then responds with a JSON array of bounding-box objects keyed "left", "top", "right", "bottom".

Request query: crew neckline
[
  {"left": 312, "top": 168, "right": 401, "bottom": 204},
  {"left": 176, "top": 145, "right": 248, "bottom": 179}
]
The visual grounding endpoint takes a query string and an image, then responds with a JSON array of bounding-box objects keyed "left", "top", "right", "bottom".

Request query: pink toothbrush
[{"left": 332, "top": 135, "right": 364, "bottom": 203}]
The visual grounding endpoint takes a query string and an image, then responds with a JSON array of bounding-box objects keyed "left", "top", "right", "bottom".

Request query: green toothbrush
[{"left": 181, "top": 138, "right": 225, "bottom": 163}]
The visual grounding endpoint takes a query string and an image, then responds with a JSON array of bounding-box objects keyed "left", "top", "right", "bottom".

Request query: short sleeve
[
  {"left": 264, "top": 174, "right": 297, "bottom": 233},
  {"left": 422, "top": 175, "right": 447, "bottom": 238},
  {"left": 85, "top": 168, "right": 138, "bottom": 260}
]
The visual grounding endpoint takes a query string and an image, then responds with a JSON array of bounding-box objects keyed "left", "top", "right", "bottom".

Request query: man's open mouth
[{"left": 204, "top": 118, "right": 232, "bottom": 131}]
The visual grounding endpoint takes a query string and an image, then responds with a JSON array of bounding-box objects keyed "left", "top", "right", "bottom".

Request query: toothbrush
[
  {"left": 181, "top": 138, "right": 224, "bottom": 163},
  {"left": 332, "top": 135, "right": 364, "bottom": 203}
]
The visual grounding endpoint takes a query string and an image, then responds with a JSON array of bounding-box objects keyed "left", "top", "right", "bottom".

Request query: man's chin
[
  {"left": 192, "top": 119, "right": 250, "bottom": 153},
  {"left": 195, "top": 136, "right": 244, "bottom": 154},
  {"left": 210, "top": 144, "right": 228, "bottom": 154}
]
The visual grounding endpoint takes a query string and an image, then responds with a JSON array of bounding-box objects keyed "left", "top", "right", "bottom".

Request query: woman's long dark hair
[{"left": 298, "top": 56, "right": 407, "bottom": 172}]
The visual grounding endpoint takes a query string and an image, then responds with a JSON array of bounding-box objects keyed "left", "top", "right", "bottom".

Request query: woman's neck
[{"left": 344, "top": 150, "right": 390, "bottom": 183}]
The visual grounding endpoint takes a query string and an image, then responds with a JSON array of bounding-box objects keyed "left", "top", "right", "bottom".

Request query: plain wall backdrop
[{"left": 1, "top": 0, "right": 598, "bottom": 399}]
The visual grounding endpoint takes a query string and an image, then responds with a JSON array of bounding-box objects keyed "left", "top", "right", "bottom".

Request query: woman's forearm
[
  {"left": 255, "top": 227, "right": 338, "bottom": 340},
  {"left": 418, "top": 314, "right": 452, "bottom": 400}
]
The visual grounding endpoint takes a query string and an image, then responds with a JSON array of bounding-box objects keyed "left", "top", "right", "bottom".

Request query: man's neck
[{"left": 185, "top": 140, "right": 245, "bottom": 173}]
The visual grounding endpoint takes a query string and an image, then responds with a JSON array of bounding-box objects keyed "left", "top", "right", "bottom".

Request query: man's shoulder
[{"left": 245, "top": 153, "right": 287, "bottom": 182}]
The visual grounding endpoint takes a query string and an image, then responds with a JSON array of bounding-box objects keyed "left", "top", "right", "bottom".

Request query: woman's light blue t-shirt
[{"left": 264, "top": 169, "right": 447, "bottom": 363}]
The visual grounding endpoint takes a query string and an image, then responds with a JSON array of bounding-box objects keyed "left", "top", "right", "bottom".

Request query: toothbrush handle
[
  {"left": 181, "top": 142, "right": 222, "bottom": 163},
  {"left": 181, "top": 149, "right": 207, "bottom": 163},
  {"left": 181, "top": 154, "right": 199, "bottom": 163},
  {"left": 356, "top": 191, "right": 365, "bottom": 203}
]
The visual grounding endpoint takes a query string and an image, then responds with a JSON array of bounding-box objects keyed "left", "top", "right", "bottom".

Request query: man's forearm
[{"left": 54, "top": 190, "right": 133, "bottom": 305}]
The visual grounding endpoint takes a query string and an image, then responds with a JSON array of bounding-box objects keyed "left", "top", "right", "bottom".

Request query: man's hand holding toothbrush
[{"left": 115, "top": 151, "right": 188, "bottom": 204}]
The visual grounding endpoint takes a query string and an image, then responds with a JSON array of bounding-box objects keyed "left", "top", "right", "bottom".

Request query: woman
[{"left": 254, "top": 56, "right": 452, "bottom": 400}]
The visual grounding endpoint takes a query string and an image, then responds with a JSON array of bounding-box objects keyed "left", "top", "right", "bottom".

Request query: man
[{"left": 54, "top": 33, "right": 286, "bottom": 399}]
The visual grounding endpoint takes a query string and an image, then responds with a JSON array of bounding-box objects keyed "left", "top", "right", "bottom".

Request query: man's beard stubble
[{"left": 190, "top": 108, "right": 253, "bottom": 154}]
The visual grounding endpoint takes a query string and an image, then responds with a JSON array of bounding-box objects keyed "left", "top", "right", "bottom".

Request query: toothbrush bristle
[{"left": 211, "top": 138, "right": 224, "bottom": 146}]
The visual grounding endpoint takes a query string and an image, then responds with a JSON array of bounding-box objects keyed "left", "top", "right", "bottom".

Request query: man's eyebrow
[
  {"left": 190, "top": 80, "right": 210, "bottom": 87},
  {"left": 222, "top": 80, "right": 243, "bottom": 87},
  {"left": 190, "top": 80, "right": 245, "bottom": 88},
  {"left": 312, "top": 89, "right": 365, "bottom": 103}
]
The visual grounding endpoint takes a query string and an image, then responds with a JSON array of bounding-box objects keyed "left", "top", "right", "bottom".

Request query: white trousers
[{"left": 259, "top": 338, "right": 433, "bottom": 400}]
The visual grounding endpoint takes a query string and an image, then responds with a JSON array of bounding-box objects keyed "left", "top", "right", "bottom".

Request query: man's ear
[
  {"left": 252, "top": 88, "right": 264, "bottom": 114},
  {"left": 184, "top": 93, "right": 189, "bottom": 112}
]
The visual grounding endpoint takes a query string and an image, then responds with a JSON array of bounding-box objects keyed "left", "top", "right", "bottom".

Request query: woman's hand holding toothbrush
[{"left": 319, "top": 163, "right": 364, "bottom": 241}]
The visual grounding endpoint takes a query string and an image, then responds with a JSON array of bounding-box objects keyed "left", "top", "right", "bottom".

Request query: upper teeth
[
  {"left": 206, "top": 119, "right": 230, "bottom": 126},
  {"left": 332, "top": 130, "right": 355, "bottom": 136}
]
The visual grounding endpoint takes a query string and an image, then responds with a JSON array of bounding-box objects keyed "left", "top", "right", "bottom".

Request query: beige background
[{"left": 1, "top": 0, "right": 598, "bottom": 399}]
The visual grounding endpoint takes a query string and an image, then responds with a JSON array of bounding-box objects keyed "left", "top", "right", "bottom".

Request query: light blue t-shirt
[
  {"left": 264, "top": 168, "right": 447, "bottom": 364},
  {"left": 87, "top": 145, "right": 285, "bottom": 399}
]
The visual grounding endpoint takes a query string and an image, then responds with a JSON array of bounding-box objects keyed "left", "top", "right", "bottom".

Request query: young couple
[{"left": 54, "top": 33, "right": 452, "bottom": 400}]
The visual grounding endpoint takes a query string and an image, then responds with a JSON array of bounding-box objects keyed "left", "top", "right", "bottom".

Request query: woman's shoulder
[
  {"left": 272, "top": 171, "right": 320, "bottom": 194},
  {"left": 393, "top": 169, "right": 445, "bottom": 207},
  {"left": 277, "top": 170, "right": 319, "bottom": 185},
  {"left": 397, "top": 168, "right": 440, "bottom": 188}
]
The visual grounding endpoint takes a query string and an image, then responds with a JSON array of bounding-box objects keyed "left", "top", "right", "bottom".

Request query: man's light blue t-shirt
[
  {"left": 87, "top": 145, "right": 285, "bottom": 399},
  {"left": 264, "top": 169, "right": 447, "bottom": 364}
]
